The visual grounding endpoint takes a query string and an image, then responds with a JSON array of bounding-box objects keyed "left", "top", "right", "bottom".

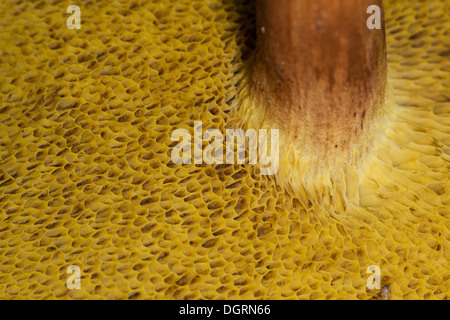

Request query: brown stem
[{"left": 251, "top": 0, "right": 386, "bottom": 155}]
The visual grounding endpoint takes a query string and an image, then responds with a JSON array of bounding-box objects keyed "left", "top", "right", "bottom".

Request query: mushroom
[{"left": 0, "top": 0, "right": 448, "bottom": 300}]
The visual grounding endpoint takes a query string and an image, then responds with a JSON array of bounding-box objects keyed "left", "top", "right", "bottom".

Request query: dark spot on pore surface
[
  {"left": 409, "top": 30, "right": 427, "bottom": 40},
  {"left": 438, "top": 49, "right": 450, "bottom": 57}
]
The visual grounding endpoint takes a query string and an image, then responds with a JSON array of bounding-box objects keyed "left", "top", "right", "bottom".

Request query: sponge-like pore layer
[{"left": 0, "top": 0, "right": 449, "bottom": 299}]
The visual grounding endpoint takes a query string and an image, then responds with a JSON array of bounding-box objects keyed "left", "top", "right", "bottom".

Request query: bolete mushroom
[{"left": 0, "top": 0, "right": 448, "bottom": 300}]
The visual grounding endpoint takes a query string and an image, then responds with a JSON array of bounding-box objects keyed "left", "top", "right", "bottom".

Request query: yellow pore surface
[{"left": 0, "top": 0, "right": 449, "bottom": 299}]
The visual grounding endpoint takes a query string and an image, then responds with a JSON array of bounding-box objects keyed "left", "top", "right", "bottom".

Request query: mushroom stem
[{"left": 252, "top": 0, "right": 387, "bottom": 155}]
